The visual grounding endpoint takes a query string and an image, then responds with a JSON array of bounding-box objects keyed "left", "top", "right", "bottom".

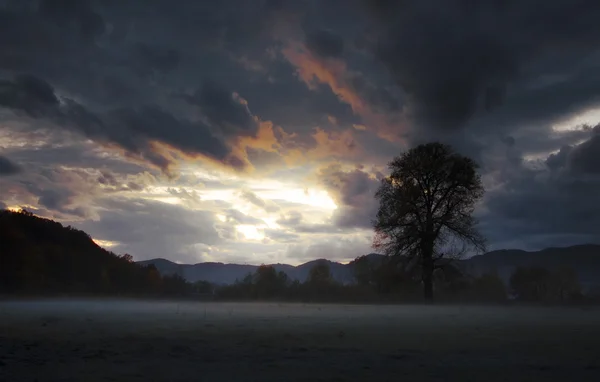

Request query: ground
[{"left": 1, "top": 300, "right": 599, "bottom": 381}]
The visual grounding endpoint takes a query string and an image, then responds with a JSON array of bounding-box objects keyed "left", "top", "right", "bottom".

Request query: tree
[
  {"left": 510, "top": 266, "right": 582, "bottom": 302},
  {"left": 373, "top": 142, "right": 486, "bottom": 301},
  {"left": 253, "top": 264, "right": 288, "bottom": 298},
  {"left": 471, "top": 271, "right": 507, "bottom": 302},
  {"left": 307, "top": 261, "right": 333, "bottom": 286}
]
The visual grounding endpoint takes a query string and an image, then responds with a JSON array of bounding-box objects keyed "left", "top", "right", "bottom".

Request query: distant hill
[
  {"left": 136, "top": 258, "right": 357, "bottom": 285},
  {"left": 461, "top": 244, "right": 600, "bottom": 290},
  {"left": 140, "top": 246, "right": 600, "bottom": 290}
]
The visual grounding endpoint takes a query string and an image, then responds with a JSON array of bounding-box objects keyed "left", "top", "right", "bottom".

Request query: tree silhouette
[
  {"left": 307, "top": 261, "right": 333, "bottom": 286},
  {"left": 253, "top": 264, "right": 288, "bottom": 298},
  {"left": 373, "top": 142, "right": 486, "bottom": 301},
  {"left": 510, "top": 266, "right": 582, "bottom": 302}
]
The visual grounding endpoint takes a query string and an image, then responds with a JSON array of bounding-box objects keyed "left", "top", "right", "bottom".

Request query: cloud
[
  {"left": 182, "top": 81, "right": 260, "bottom": 138},
  {"left": 238, "top": 189, "right": 280, "bottom": 213},
  {"left": 317, "top": 164, "right": 383, "bottom": 229},
  {"left": 566, "top": 127, "right": 600, "bottom": 174},
  {"left": 305, "top": 29, "right": 344, "bottom": 59},
  {"left": 286, "top": 235, "right": 372, "bottom": 263},
  {"left": 363, "top": 0, "right": 600, "bottom": 133},
  {"left": 0, "top": 73, "right": 247, "bottom": 172},
  {"left": 3, "top": 0, "right": 600, "bottom": 264},
  {"left": 480, "top": 127, "right": 600, "bottom": 250},
  {"left": 0, "top": 75, "right": 60, "bottom": 118},
  {"left": 73, "top": 198, "right": 221, "bottom": 263},
  {"left": 0, "top": 155, "right": 21, "bottom": 176},
  {"left": 224, "top": 209, "right": 264, "bottom": 225},
  {"left": 281, "top": 39, "right": 406, "bottom": 142}
]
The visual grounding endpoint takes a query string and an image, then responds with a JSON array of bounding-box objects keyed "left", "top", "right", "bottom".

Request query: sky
[{"left": 1, "top": 0, "right": 600, "bottom": 265}]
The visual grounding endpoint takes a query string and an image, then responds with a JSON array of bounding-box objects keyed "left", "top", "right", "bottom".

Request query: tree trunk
[
  {"left": 422, "top": 244, "right": 434, "bottom": 302},
  {"left": 422, "top": 263, "right": 434, "bottom": 302}
]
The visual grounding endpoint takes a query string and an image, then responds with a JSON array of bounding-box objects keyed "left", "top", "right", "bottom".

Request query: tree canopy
[{"left": 373, "top": 142, "right": 486, "bottom": 300}]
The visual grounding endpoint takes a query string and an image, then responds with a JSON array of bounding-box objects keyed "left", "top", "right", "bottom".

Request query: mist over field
[{"left": 1, "top": 299, "right": 600, "bottom": 381}]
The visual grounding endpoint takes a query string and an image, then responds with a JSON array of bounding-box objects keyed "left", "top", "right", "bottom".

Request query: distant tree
[
  {"left": 253, "top": 265, "right": 288, "bottom": 298},
  {"left": 510, "top": 266, "right": 552, "bottom": 301},
  {"left": 510, "top": 266, "right": 582, "bottom": 302},
  {"left": 192, "top": 280, "right": 213, "bottom": 294},
  {"left": 352, "top": 255, "right": 376, "bottom": 286},
  {"left": 550, "top": 266, "right": 582, "bottom": 301},
  {"left": 373, "top": 142, "right": 486, "bottom": 301},
  {"left": 307, "top": 261, "right": 333, "bottom": 286},
  {"left": 471, "top": 271, "right": 507, "bottom": 302}
]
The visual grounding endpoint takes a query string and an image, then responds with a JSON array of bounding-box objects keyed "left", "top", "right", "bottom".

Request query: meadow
[{"left": 1, "top": 299, "right": 599, "bottom": 381}]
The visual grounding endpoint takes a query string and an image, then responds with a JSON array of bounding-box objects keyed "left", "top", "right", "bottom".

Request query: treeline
[
  {"left": 210, "top": 256, "right": 589, "bottom": 304},
  {"left": 0, "top": 209, "right": 192, "bottom": 297}
]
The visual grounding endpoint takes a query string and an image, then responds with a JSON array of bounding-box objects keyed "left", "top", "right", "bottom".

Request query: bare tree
[{"left": 373, "top": 142, "right": 486, "bottom": 301}]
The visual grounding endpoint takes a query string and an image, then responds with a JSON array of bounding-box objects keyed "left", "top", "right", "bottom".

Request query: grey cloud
[
  {"left": 73, "top": 197, "right": 221, "bottom": 262},
  {"left": 0, "top": 155, "right": 21, "bottom": 176},
  {"left": 182, "top": 81, "right": 259, "bottom": 138},
  {"left": 480, "top": 130, "right": 600, "bottom": 250},
  {"left": 286, "top": 236, "right": 372, "bottom": 263},
  {"left": 264, "top": 228, "right": 299, "bottom": 243},
  {"left": 0, "top": 75, "right": 59, "bottom": 117},
  {"left": 318, "top": 164, "right": 383, "bottom": 229},
  {"left": 568, "top": 130, "right": 600, "bottom": 174},
  {"left": 39, "top": 0, "right": 106, "bottom": 41},
  {"left": 130, "top": 42, "right": 180, "bottom": 76},
  {"left": 225, "top": 209, "right": 264, "bottom": 225},
  {"left": 239, "top": 189, "right": 280, "bottom": 212},
  {"left": 97, "top": 170, "right": 119, "bottom": 187},
  {"left": 0, "top": 73, "right": 240, "bottom": 171},
  {"left": 276, "top": 210, "right": 303, "bottom": 227},
  {"left": 276, "top": 210, "right": 342, "bottom": 234},
  {"left": 108, "top": 105, "right": 233, "bottom": 168},
  {"left": 543, "top": 126, "right": 600, "bottom": 174},
  {"left": 305, "top": 29, "right": 344, "bottom": 59}
]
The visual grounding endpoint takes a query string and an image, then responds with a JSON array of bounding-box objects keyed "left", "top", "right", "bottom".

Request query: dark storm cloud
[
  {"left": 182, "top": 81, "right": 259, "bottom": 138},
  {"left": 305, "top": 29, "right": 344, "bottom": 59},
  {"left": 567, "top": 128, "right": 600, "bottom": 174},
  {"left": 0, "top": 75, "right": 59, "bottom": 117},
  {"left": 0, "top": 0, "right": 286, "bottom": 172},
  {"left": 129, "top": 42, "right": 180, "bottom": 76},
  {"left": 481, "top": 128, "right": 600, "bottom": 249},
  {"left": 38, "top": 0, "right": 106, "bottom": 41},
  {"left": 363, "top": 0, "right": 600, "bottom": 132},
  {"left": 0, "top": 155, "right": 21, "bottom": 176},
  {"left": 108, "top": 106, "right": 232, "bottom": 166},
  {"left": 0, "top": 73, "right": 239, "bottom": 171}
]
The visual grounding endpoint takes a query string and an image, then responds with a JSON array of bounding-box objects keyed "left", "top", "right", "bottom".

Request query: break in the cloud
[{"left": 2, "top": 0, "right": 600, "bottom": 264}]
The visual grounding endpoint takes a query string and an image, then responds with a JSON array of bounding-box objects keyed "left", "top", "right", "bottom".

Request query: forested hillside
[{"left": 0, "top": 209, "right": 189, "bottom": 296}]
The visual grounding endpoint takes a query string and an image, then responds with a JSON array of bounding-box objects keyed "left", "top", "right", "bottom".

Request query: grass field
[{"left": 1, "top": 299, "right": 599, "bottom": 381}]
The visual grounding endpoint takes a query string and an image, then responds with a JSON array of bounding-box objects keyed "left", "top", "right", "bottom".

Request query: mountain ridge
[{"left": 138, "top": 245, "right": 600, "bottom": 289}]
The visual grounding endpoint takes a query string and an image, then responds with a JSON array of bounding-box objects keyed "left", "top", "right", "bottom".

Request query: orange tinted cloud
[{"left": 281, "top": 42, "right": 408, "bottom": 143}]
